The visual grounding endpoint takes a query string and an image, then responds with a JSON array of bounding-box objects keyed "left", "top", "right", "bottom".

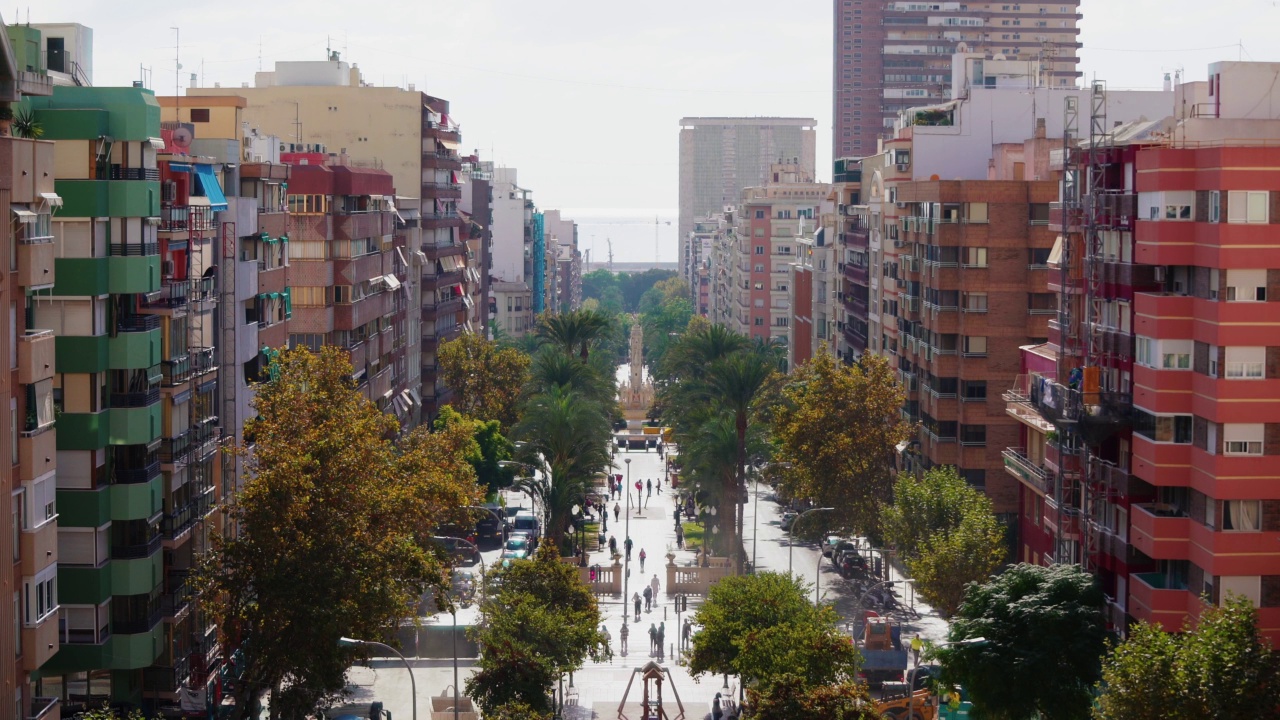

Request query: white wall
[{"left": 491, "top": 168, "right": 526, "bottom": 282}]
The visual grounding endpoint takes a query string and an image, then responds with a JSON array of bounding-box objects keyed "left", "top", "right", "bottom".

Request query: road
[{"left": 334, "top": 446, "right": 951, "bottom": 719}]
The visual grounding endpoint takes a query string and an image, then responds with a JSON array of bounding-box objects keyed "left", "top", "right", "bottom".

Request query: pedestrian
[
  {"left": 676, "top": 525, "right": 684, "bottom": 549},
  {"left": 639, "top": 548, "right": 647, "bottom": 571},
  {"left": 911, "top": 634, "right": 923, "bottom": 666},
  {"left": 712, "top": 692, "right": 723, "bottom": 720},
  {"left": 601, "top": 623, "right": 611, "bottom": 654},
  {"left": 602, "top": 512, "right": 608, "bottom": 533},
  {"left": 633, "top": 592, "right": 642, "bottom": 621},
  {"left": 682, "top": 618, "right": 692, "bottom": 649},
  {"left": 657, "top": 476, "right": 662, "bottom": 495},
  {"left": 624, "top": 536, "right": 633, "bottom": 560},
  {"left": 609, "top": 535, "right": 617, "bottom": 555},
  {"left": 643, "top": 585, "right": 652, "bottom": 612},
  {"left": 650, "top": 573, "right": 661, "bottom": 601},
  {"left": 619, "top": 621, "right": 629, "bottom": 655},
  {"left": 614, "top": 502, "right": 621, "bottom": 523},
  {"left": 599, "top": 529, "right": 606, "bottom": 549},
  {"left": 657, "top": 621, "right": 666, "bottom": 658},
  {"left": 647, "top": 479, "right": 652, "bottom": 497},
  {"left": 589, "top": 566, "right": 597, "bottom": 583},
  {"left": 648, "top": 623, "right": 657, "bottom": 654}
]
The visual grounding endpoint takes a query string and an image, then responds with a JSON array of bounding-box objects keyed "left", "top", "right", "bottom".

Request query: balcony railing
[
  {"left": 1002, "top": 447, "right": 1049, "bottom": 495},
  {"left": 110, "top": 387, "right": 160, "bottom": 408},
  {"left": 109, "top": 243, "right": 160, "bottom": 257},
  {"left": 26, "top": 697, "right": 58, "bottom": 720},
  {"left": 112, "top": 605, "right": 164, "bottom": 635},
  {"left": 117, "top": 314, "right": 161, "bottom": 333},
  {"left": 111, "top": 534, "right": 162, "bottom": 560},
  {"left": 163, "top": 356, "right": 191, "bottom": 386},
  {"left": 160, "top": 431, "right": 192, "bottom": 465},
  {"left": 109, "top": 166, "right": 160, "bottom": 181},
  {"left": 192, "top": 347, "right": 217, "bottom": 376},
  {"left": 163, "top": 570, "right": 193, "bottom": 617},
  {"left": 160, "top": 204, "right": 190, "bottom": 231},
  {"left": 113, "top": 459, "right": 160, "bottom": 485},
  {"left": 144, "top": 280, "right": 189, "bottom": 309}
]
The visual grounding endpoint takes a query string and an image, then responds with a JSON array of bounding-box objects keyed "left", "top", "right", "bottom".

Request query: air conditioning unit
[
  {"left": 253, "top": 154, "right": 265, "bottom": 163},
  {"left": 161, "top": 260, "right": 175, "bottom": 276},
  {"left": 896, "top": 202, "right": 907, "bottom": 209}
]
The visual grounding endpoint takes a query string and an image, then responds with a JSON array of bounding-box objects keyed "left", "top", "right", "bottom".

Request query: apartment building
[
  {"left": 718, "top": 162, "right": 829, "bottom": 351},
  {"left": 458, "top": 157, "right": 492, "bottom": 336},
  {"left": 542, "top": 210, "right": 581, "bottom": 314},
  {"left": 1007, "top": 61, "right": 1280, "bottom": 642},
  {"left": 684, "top": 214, "right": 727, "bottom": 316},
  {"left": 829, "top": 157, "right": 865, "bottom": 361},
  {"left": 195, "top": 58, "right": 473, "bottom": 420},
  {"left": 788, "top": 222, "right": 838, "bottom": 368},
  {"left": 488, "top": 167, "right": 541, "bottom": 336},
  {"left": 1, "top": 20, "right": 59, "bottom": 720},
  {"left": 678, "top": 117, "right": 817, "bottom": 261},
  {"left": 832, "top": 0, "right": 1083, "bottom": 159}
]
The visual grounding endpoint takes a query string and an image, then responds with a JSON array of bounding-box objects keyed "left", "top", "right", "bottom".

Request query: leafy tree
[
  {"left": 771, "top": 351, "right": 912, "bottom": 535},
  {"left": 536, "top": 308, "right": 612, "bottom": 363},
  {"left": 466, "top": 543, "right": 608, "bottom": 715},
  {"left": 199, "top": 347, "right": 482, "bottom": 720},
  {"left": 937, "top": 563, "right": 1107, "bottom": 720},
  {"left": 512, "top": 386, "right": 612, "bottom": 549},
  {"left": 1094, "top": 595, "right": 1280, "bottom": 719},
  {"left": 438, "top": 333, "right": 531, "bottom": 428},
  {"left": 433, "top": 406, "right": 516, "bottom": 495},
  {"left": 525, "top": 346, "right": 616, "bottom": 408},
  {"left": 881, "top": 467, "right": 1006, "bottom": 616},
  {"left": 581, "top": 268, "right": 624, "bottom": 315},
  {"left": 485, "top": 703, "right": 554, "bottom": 720},
  {"left": 619, "top": 268, "right": 678, "bottom": 311},
  {"left": 748, "top": 676, "right": 879, "bottom": 720},
  {"left": 687, "top": 572, "right": 851, "bottom": 685},
  {"left": 639, "top": 277, "right": 694, "bottom": 373}
]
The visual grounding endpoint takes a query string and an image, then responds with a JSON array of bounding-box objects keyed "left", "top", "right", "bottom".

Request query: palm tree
[
  {"left": 513, "top": 386, "right": 612, "bottom": 551},
  {"left": 537, "top": 309, "right": 611, "bottom": 363},
  {"left": 681, "top": 414, "right": 766, "bottom": 555},
  {"left": 657, "top": 324, "right": 751, "bottom": 438},
  {"left": 704, "top": 350, "right": 780, "bottom": 573},
  {"left": 525, "top": 347, "right": 615, "bottom": 407}
]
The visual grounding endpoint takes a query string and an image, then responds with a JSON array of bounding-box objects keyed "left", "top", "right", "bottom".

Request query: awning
[
  {"left": 193, "top": 164, "right": 229, "bottom": 211},
  {"left": 1047, "top": 235, "right": 1064, "bottom": 266},
  {"left": 39, "top": 192, "right": 63, "bottom": 208},
  {"left": 11, "top": 206, "right": 36, "bottom": 223},
  {"left": 395, "top": 246, "right": 408, "bottom": 269},
  {"left": 146, "top": 137, "right": 166, "bottom": 150},
  {"left": 438, "top": 138, "right": 460, "bottom": 152},
  {"left": 167, "top": 162, "right": 192, "bottom": 173},
  {"left": 383, "top": 274, "right": 402, "bottom": 291},
  {"left": 144, "top": 217, "right": 161, "bottom": 226},
  {"left": 408, "top": 388, "right": 422, "bottom": 406}
]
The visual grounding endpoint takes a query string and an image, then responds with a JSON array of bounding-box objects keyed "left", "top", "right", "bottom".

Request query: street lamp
[
  {"left": 787, "top": 506, "right": 835, "bottom": 576},
  {"left": 753, "top": 462, "right": 792, "bottom": 571},
  {"left": 623, "top": 457, "right": 632, "bottom": 607},
  {"left": 338, "top": 637, "right": 416, "bottom": 720},
  {"left": 430, "top": 537, "right": 484, "bottom": 720},
  {"left": 570, "top": 503, "right": 586, "bottom": 567},
  {"left": 700, "top": 505, "right": 718, "bottom": 561}
]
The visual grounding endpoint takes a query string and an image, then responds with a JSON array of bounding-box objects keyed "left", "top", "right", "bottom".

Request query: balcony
[
  {"left": 19, "top": 330, "right": 55, "bottom": 385},
  {"left": 1130, "top": 434, "right": 1192, "bottom": 486},
  {"left": 18, "top": 236, "right": 55, "bottom": 289},
  {"left": 162, "top": 356, "right": 191, "bottom": 387},
  {"left": 1088, "top": 458, "right": 1131, "bottom": 497},
  {"left": 162, "top": 570, "right": 193, "bottom": 620},
  {"left": 422, "top": 298, "right": 463, "bottom": 320},
  {"left": 420, "top": 181, "right": 463, "bottom": 200},
  {"left": 110, "top": 387, "right": 160, "bottom": 410},
  {"left": 1129, "top": 572, "right": 1196, "bottom": 632},
  {"left": 161, "top": 493, "right": 214, "bottom": 546},
  {"left": 112, "top": 606, "right": 165, "bottom": 636},
  {"left": 20, "top": 518, "right": 57, "bottom": 577},
  {"left": 108, "top": 166, "right": 160, "bottom": 182},
  {"left": 1044, "top": 441, "right": 1081, "bottom": 478},
  {"left": 1002, "top": 447, "right": 1049, "bottom": 495},
  {"left": 1130, "top": 503, "right": 1191, "bottom": 560},
  {"left": 21, "top": 615, "right": 58, "bottom": 672},
  {"left": 111, "top": 534, "right": 162, "bottom": 561},
  {"left": 18, "top": 426, "right": 56, "bottom": 483},
  {"left": 423, "top": 270, "right": 464, "bottom": 291},
  {"left": 1133, "top": 292, "right": 1194, "bottom": 340},
  {"left": 421, "top": 151, "right": 462, "bottom": 171},
  {"left": 422, "top": 211, "right": 462, "bottom": 229},
  {"left": 1044, "top": 496, "right": 1082, "bottom": 538}
]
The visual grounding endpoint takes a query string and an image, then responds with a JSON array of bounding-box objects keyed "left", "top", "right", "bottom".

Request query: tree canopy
[
  {"left": 771, "top": 351, "right": 911, "bottom": 535},
  {"left": 466, "top": 543, "right": 608, "bottom": 715},
  {"left": 1094, "top": 595, "right": 1280, "bottom": 719},
  {"left": 438, "top": 332, "right": 531, "bottom": 429},
  {"left": 687, "top": 572, "right": 858, "bottom": 687},
  {"left": 937, "top": 563, "right": 1107, "bottom": 720},
  {"left": 881, "top": 466, "right": 1006, "bottom": 616},
  {"left": 433, "top": 405, "right": 516, "bottom": 496},
  {"left": 748, "top": 676, "right": 879, "bottom": 720},
  {"left": 199, "top": 347, "right": 482, "bottom": 719}
]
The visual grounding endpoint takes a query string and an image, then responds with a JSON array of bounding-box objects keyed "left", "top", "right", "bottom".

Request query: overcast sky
[{"left": 26, "top": 0, "right": 1280, "bottom": 214}]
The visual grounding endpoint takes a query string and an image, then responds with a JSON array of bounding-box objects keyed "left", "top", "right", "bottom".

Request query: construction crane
[
  {"left": 655, "top": 215, "right": 671, "bottom": 264},
  {"left": 607, "top": 238, "right": 614, "bottom": 272}
]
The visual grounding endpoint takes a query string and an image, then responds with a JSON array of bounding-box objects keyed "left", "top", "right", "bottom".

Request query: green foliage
[
  {"left": 881, "top": 467, "right": 1006, "bottom": 616},
  {"left": 638, "top": 277, "right": 694, "bottom": 372},
  {"left": 75, "top": 706, "right": 155, "bottom": 720},
  {"left": 1095, "top": 595, "right": 1280, "bottom": 719},
  {"left": 13, "top": 106, "right": 43, "bottom": 139},
  {"left": 581, "top": 269, "right": 625, "bottom": 315},
  {"left": 620, "top": 268, "right": 678, "bottom": 311},
  {"left": 467, "top": 543, "right": 608, "bottom": 714},
  {"left": 536, "top": 308, "right": 612, "bottom": 363},
  {"left": 438, "top": 333, "right": 531, "bottom": 429},
  {"left": 199, "top": 347, "right": 482, "bottom": 719},
  {"left": 748, "top": 676, "right": 879, "bottom": 720},
  {"left": 485, "top": 702, "right": 555, "bottom": 720},
  {"left": 771, "top": 352, "right": 911, "bottom": 536},
  {"left": 434, "top": 406, "right": 516, "bottom": 494},
  {"left": 688, "top": 572, "right": 856, "bottom": 686},
  {"left": 938, "top": 563, "right": 1107, "bottom": 720}
]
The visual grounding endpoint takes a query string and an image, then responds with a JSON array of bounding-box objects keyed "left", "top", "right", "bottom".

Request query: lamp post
[
  {"left": 623, "top": 457, "right": 632, "bottom": 608},
  {"left": 701, "top": 505, "right": 718, "bottom": 559},
  {"left": 787, "top": 506, "right": 835, "bottom": 576},
  {"left": 338, "top": 637, "right": 416, "bottom": 720},
  {"left": 570, "top": 504, "right": 586, "bottom": 567},
  {"left": 430, "top": 535, "right": 484, "bottom": 720}
]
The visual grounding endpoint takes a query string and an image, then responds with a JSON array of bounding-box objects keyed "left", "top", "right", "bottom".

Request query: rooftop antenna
[{"left": 171, "top": 27, "right": 180, "bottom": 117}]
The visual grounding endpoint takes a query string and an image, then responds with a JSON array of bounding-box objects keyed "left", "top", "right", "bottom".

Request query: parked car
[
  {"left": 501, "top": 534, "right": 532, "bottom": 560},
  {"left": 822, "top": 535, "right": 845, "bottom": 558},
  {"left": 780, "top": 511, "right": 798, "bottom": 531}
]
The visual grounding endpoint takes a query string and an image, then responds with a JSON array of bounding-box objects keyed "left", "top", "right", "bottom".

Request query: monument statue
[{"left": 620, "top": 315, "right": 654, "bottom": 418}]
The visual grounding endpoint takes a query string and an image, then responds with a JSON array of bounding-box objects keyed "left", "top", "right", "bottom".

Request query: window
[
  {"left": 1030, "top": 204, "right": 1050, "bottom": 224},
  {"left": 755, "top": 210, "right": 765, "bottom": 219},
  {"left": 1227, "top": 191, "right": 1269, "bottom": 224},
  {"left": 966, "top": 203, "right": 989, "bottom": 223},
  {"left": 1162, "top": 348, "right": 1192, "bottom": 370},
  {"left": 754, "top": 228, "right": 765, "bottom": 237},
  {"left": 1226, "top": 269, "right": 1267, "bottom": 302},
  {"left": 963, "top": 336, "right": 987, "bottom": 356},
  {"left": 1225, "top": 347, "right": 1265, "bottom": 379},
  {"left": 22, "top": 565, "right": 57, "bottom": 627},
  {"left": 1165, "top": 204, "right": 1192, "bottom": 220},
  {"left": 27, "top": 475, "right": 55, "bottom": 527},
  {"left": 754, "top": 317, "right": 764, "bottom": 326},
  {"left": 189, "top": 108, "right": 211, "bottom": 123},
  {"left": 960, "top": 425, "right": 987, "bottom": 446},
  {"left": 963, "top": 247, "right": 988, "bottom": 267},
  {"left": 961, "top": 380, "right": 987, "bottom": 400},
  {"left": 1223, "top": 423, "right": 1264, "bottom": 455},
  {"left": 1136, "top": 336, "right": 1154, "bottom": 367},
  {"left": 1209, "top": 191, "right": 1221, "bottom": 223},
  {"left": 1134, "top": 411, "right": 1193, "bottom": 443},
  {"left": 963, "top": 292, "right": 988, "bottom": 312},
  {"left": 1223, "top": 500, "right": 1261, "bottom": 531},
  {"left": 755, "top": 246, "right": 765, "bottom": 255}
]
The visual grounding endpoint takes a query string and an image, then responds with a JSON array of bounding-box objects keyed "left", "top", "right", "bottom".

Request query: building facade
[
  {"left": 832, "top": 1, "right": 1083, "bottom": 159},
  {"left": 679, "top": 117, "right": 817, "bottom": 270}
]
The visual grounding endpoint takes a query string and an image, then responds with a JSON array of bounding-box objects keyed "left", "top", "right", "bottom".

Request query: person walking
[
  {"left": 633, "top": 592, "right": 642, "bottom": 621},
  {"left": 657, "top": 476, "right": 662, "bottom": 495},
  {"left": 682, "top": 618, "right": 692, "bottom": 650},
  {"left": 601, "top": 624, "right": 612, "bottom": 655},
  {"left": 911, "top": 634, "right": 923, "bottom": 666},
  {"left": 646, "top": 479, "right": 653, "bottom": 498},
  {"left": 619, "top": 621, "right": 629, "bottom": 656},
  {"left": 624, "top": 536, "right": 633, "bottom": 560},
  {"left": 648, "top": 623, "right": 658, "bottom": 655},
  {"left": 657, "top": 621, "right": 666, "bottom": 659},
  {"left": 650, "top": 574, "right": 661, "bottom": 603},
  {"left": 609, "top": 535, "right": 617, "bottom": 556},
  {"left": 614, "top": 502, "right": 621, "bottom": 523},
  {"left": 639, "top": 548, "right": 647, "bottom": 572},
  {"left": 643, "top": 585, "right": 652, "bottom": 613},
  {"left": 712, "top": 692, "right": 723, "bottom": 720},
  {"left": 676, "top": 524, "right": 684, "bottom": 549}
]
